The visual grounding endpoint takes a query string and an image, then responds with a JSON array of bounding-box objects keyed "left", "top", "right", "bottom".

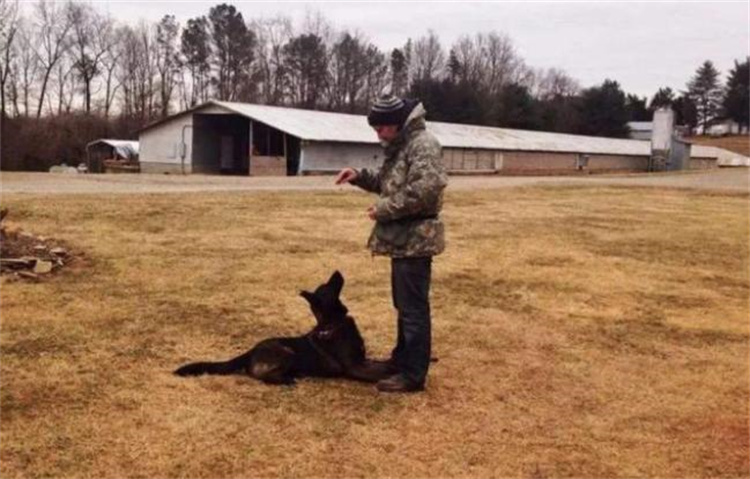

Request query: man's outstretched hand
[{"left": 335, "top": 168, "right": 358, "bottom": 185}]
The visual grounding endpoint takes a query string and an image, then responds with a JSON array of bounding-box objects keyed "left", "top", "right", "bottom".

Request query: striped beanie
[{"left": 368, "top": 94, "right": 410, "bottom": 127}]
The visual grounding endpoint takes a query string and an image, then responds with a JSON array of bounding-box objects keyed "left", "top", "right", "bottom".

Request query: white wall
[
  {"left": 139, "top": 105, "right": 233, "bottom": 174},
  {"left": 140, "top": 120, "right": 191, "bottom": 167},
  {"left": 301, "top": 142, "right": 383, "bottom": 172}
]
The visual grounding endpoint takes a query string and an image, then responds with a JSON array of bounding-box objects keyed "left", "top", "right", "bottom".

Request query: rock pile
[{"left": 0, "top": 209, "right": 73, "bottom": 281}]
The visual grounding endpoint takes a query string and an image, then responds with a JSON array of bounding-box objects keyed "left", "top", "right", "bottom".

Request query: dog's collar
[
  {"left": 310, "top": 317, "right": 349, "bottom": 340},
  {"left": 306, "top": 329, "right": 343, "bottom": 370}
]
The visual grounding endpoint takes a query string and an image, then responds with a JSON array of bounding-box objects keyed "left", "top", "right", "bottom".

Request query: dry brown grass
[{"left": 1, "top": 185, "right": 748, "bottom": 479}]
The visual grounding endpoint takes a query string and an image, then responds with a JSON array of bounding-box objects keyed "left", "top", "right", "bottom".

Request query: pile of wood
[
  {"left": 0, "top": 209, "right": 72, "bottom": 281},
  {"left": 103, "top": 158, "right": 140, "bottom": 174}
]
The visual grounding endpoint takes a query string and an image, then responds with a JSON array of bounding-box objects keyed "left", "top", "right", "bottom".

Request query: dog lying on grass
[{"left": 174, "top": 271, "right": 389, "bottom": 385}]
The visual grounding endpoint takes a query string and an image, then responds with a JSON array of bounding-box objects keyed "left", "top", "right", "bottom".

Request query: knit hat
[{"left": 368, "top": 94, "right": 407, "bottom": 127}]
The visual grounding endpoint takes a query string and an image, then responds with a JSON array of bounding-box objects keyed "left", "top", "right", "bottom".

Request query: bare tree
[
  {"left": 98, "top": 19, "right": 121, "bottom": 118},
  {"left": 451, "top": 35, "right": 481, "bottom": 85},
  {"left": 116, "top": 22, "right": 158, "bottom": 122},
  {"left": 10, "top": 18, "right": 39, "bottom": 116},
  {"left": 301, "top": 8, "right": 335, "bottom": 46},
  {"left": 67, "top": 1, "right": 114, "bottom": 114},
  {"left": 532, "top": 67, "right": 580, "bottom": 100},
  {"left": 155, "top": 14, "right": 179, "bottom": 117},
  {"left": 0, "top": 0, "right": 19, "bottom": 119},
  {"left": 141, "top": 24, "right": 159, "bottom": 119},
  {"left": 116, "top": 25, "right": 136, "bottom": 117},
  {"left": 282, "top": 32, "right": 328, "bottom": 109},
  {"left": 50, "top": 52, "right": 76, "bottom": 115},
  {"left": 402, "top": 38, "right": 413, "bottom": 88},
  {"left": 411, "top": 30, "right": 445, "bottom": 82},
  {"left": 482, "top": 32, "right": 522, "bottom": 95},
  {"left": 362, "top": 43, "right": 388, "bottom": 110},
  {"left": 6, "top": 49, "right": 21, "bottom": 116},
  {"left": 328, "top": 31, "right": 371, "bottom": 112},
  {"left": 450, "top": 32, "right": 525, "bottom": 95},
  {"left": 251, "top": 15, "right": 292, "bottom": 105},
  {"left": 32, "top": 0, "right": 73, "bottom": 118}
]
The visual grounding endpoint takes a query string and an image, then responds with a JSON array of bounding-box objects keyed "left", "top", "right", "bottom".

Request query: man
[{"left": 335, "top": 93, "right": 448, "bottom": 393}]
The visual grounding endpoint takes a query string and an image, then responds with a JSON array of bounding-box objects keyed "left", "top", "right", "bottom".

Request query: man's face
[{"left": 373, "top": 125, "right": 399, "bottom": 143}]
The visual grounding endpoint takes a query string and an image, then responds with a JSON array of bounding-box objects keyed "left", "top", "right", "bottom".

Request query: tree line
[{"left": 0, "top": 0, "right": 747, "bottom": 170}]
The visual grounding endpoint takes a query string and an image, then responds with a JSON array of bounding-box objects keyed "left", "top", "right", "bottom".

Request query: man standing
[{"left": 335, "top": 94, "right": 448, "bottom": 393}]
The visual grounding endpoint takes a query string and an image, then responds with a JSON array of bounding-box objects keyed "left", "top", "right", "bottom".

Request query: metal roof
[
  {"left": 692, "top": 145, "right": 750, "bottom": 166},
  {"left": 215, "top": 100, "right": 657, "bottom": 156},
  {"left": 627, "top": 121, "right": 653, "bottom": 131},
  {"left": 144, "top": 100, "right": 739, "bottom": 160},
  {"left": 428, "top": 121, "right": 654, "bottom": 155},
  {"left": 86, "top": 139, "right": 139, "bottom": 159},
  {"left": 213, "top": 101, "right": 375, "bottom": 143}
]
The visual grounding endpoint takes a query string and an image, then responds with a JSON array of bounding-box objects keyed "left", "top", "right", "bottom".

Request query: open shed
[{"left": 86, "top": 139, "right": 140, "bottom": 173}]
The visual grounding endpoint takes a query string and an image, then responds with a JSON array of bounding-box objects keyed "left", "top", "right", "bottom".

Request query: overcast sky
[{"left": 85, "top": 1, "right": 749, "bottom": 99}]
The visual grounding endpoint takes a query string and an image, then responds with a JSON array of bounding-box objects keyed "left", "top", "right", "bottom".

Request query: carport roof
[
  {"left": 86, "top": 139, "right": 139, "bottom": 159},
  {"left": 141, "top": 100, "right": 733, "bottom": 160}
]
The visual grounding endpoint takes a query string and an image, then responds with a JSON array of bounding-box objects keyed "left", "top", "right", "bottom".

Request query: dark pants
[{"left": 390, "top": 256, "right": 432, "bottom": 385}]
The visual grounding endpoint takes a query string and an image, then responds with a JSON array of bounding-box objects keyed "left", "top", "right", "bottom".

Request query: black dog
[{"left": 174, "top": 271, "right": 388, "bottom": 385}]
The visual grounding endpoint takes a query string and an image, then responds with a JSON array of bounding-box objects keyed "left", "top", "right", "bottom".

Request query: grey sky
[{"left": 90, "top": 1, "right": 749, "bottom": 99}]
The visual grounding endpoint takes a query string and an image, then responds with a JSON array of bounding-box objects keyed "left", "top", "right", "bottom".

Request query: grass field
[{"left": 1, "top": 185, "right": 748, "bottom": 478}]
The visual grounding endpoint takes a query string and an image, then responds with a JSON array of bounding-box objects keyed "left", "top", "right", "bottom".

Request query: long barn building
[{"left": 138, "top": 100, "right": 741, "bottom": 176}]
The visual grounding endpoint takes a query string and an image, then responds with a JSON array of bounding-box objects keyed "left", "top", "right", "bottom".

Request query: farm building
[
  {"left": 86, "top": 139, "right": 140, "bottom": 173},
  {"left": 138, "top": 100, "right": 742, "bottom": 176}
]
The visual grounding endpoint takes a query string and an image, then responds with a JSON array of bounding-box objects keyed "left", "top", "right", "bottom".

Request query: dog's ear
[
  {"left": 328, "top": 270, "right": 344, "bottom": 296},
  {"left": 300, "top": 290, "right": 317, "bottom": 306}
]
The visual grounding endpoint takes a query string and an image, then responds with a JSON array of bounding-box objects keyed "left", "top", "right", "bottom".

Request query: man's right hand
[{"left": 335, "top": 168, "right": 358, "bottom": 185}]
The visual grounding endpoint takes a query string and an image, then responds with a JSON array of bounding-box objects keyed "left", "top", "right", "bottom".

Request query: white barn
[{"left": 137, "top": 100, "right": 742, "bottom": 176}]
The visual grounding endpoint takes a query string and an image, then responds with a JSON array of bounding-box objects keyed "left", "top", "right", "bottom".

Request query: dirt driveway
[{"left": 1, "top": 168, "right": 747, "bottom": 195}]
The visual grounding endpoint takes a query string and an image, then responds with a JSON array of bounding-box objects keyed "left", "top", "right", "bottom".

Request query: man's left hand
[{"left": 367, "top": 205, "right": 377, "bottom": 221}]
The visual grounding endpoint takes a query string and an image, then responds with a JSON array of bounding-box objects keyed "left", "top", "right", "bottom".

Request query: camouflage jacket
[{"left": 352, "top": 103, "right": 448, "bottom": 258}]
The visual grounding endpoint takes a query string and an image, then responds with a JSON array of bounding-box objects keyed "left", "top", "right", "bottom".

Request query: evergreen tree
[
  {"left": 625, "top": 93, "right": 650, "bottom": 121},
  {"left": 686, "top": 60, "right": 723, "bottom": 134},
  {"left": 208, "top": 3, "right": 255, "bottom": 101},
  {"left": 181, "top": 16, "right": 212, "bottom": 105},
  {"left": 649, "top": 87, "right": 675, "bottom": 110},
  {"left": 494, "top": 83, "right": 538, "bottom": 130},
  {"left": 577, "top": 79, "right": 630, "bottom": 138},
  {"left": 390, "top": 48, "right": 408, "bottom": 97},
  {"left": 723, "top": 57, "right": 749, "bottom": 131},
  {"left": 673, "top": 94, "right": 697, "bottom": 132}
]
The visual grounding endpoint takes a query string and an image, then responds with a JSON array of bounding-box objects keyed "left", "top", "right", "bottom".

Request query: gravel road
[{"left": 1, "top": 168, "right": 747, "bottom": 195}]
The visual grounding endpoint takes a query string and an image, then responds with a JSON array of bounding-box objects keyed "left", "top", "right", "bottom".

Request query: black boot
[
  {"left": 345, "top": 359, "right": 397, "bottom": 383},
  {"left": 376, "top": 374, "right": 425, "bottom": 393},
  {"left": 354, "top": 358, "right": 398, "bottom": 381},
  {"left": 366, "top": 357, "right": 399, "bottom": 374}
]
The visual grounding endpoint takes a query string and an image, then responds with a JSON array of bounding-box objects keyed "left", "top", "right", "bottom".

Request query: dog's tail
[{"left": 174, "top": 350, "right": 255, "bottom": 377}]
